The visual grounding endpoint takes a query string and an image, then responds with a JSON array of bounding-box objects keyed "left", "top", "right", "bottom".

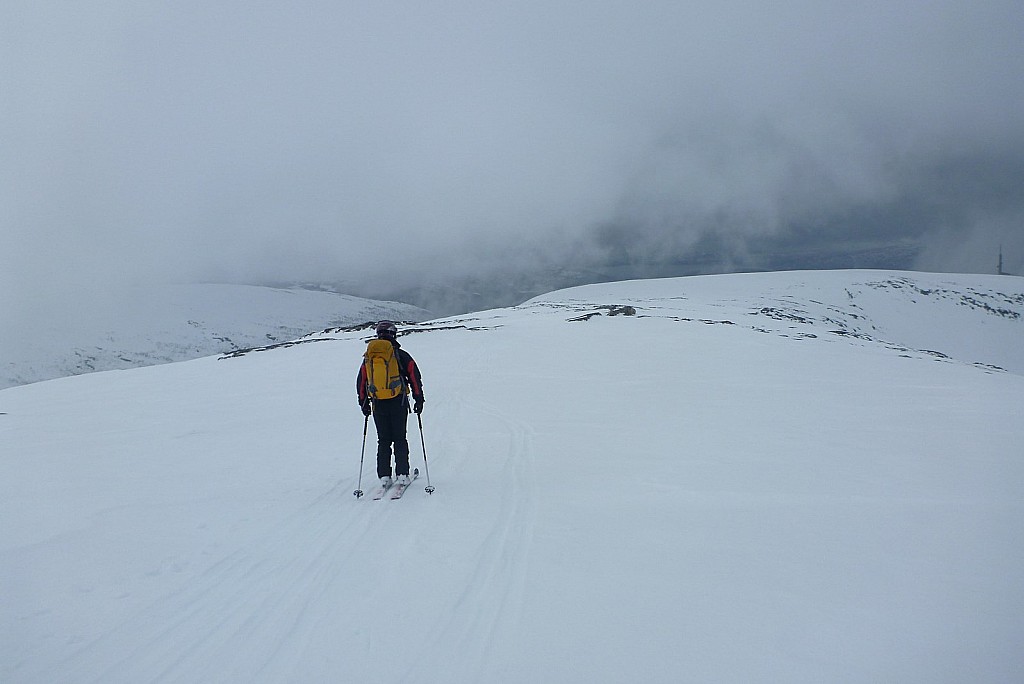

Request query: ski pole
[
  {"left": 353, "top": 414, "right": 369, "bottom": 498},
  {"left": 417, "top": 413, "right": 435, "bottom": 494}
]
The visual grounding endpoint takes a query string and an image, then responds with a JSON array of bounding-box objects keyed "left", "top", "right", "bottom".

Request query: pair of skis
[{"left": 370, "top": 468, "right": 419, "bottom": 500}]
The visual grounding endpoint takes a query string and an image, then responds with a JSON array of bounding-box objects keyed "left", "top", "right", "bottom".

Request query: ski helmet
[{"left": 375, "top": 320, "right": 398, "bottom": 339}]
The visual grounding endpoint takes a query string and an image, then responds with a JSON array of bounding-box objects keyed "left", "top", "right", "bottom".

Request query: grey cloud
[{"left": 3, "top": 0, "right": 1023, "bottom": 325}]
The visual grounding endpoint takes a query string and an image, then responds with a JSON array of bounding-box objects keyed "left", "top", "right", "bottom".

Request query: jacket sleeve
[
  {"left": 400, "top": 350, "right": 424, "bottom": 402},
  {"left": 356, "top": 364, "right": 368, "bottom": 404}
]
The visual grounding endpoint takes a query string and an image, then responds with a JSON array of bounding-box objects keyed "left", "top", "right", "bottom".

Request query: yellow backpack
[{"left": 363, "top": 339, "right": 406, "bottom": 400}]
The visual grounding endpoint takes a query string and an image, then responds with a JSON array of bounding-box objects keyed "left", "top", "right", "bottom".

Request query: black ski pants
[{"left": 372, "top": 396, "right": 410, "bottom": 478}]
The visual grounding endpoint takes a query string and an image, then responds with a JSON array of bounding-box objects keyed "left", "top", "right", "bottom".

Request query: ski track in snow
[
  {"left": 414, "top": 399, "right": 537, "bottom": 682},
  {"left": 49, "top": 479, "right": 381, "bottom": 682},
  {"left": 46, "top": 399, "right": 540, "bottom": 682}
]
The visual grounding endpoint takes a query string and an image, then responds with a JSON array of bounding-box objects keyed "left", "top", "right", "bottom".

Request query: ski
[
  {"left": 390, "top": 468, "right": 420, "bottom": 499},
  {"left": 371, "top": 480, "right": 394, "bottom": 500}
]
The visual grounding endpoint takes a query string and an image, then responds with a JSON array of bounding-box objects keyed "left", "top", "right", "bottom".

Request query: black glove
[
  {"left": 413, "top": 398, "right": 424, "bottom": 414},
  {"left": 360, "top": 400, "right": 371, "bottom": 416}
]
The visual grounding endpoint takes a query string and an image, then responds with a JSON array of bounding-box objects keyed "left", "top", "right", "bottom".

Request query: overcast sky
[{"left": 3, "top": 1, "right": 1023, "bottom": 328}]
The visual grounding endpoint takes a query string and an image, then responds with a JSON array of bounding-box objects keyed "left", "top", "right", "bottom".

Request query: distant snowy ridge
[
  {"left": 1, "top": 283, "right": 430, "bottom": 389},
  {"left": 224, "top": 269, "right": 1023, "bottom": 374},
  {"left": 271, "top": 269, "right": 1023, "bottom": 375},
  {"left": 524, "top": 269, "right": 1024, "bottom": 375}
]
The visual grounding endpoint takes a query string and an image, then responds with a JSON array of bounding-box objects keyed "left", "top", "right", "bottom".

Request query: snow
[
  {"left": 2, "top": 270, "right": 1023, "bottom": 683},
  {"left": 0, "top": 282, "right": 431, "bottom": 390}
]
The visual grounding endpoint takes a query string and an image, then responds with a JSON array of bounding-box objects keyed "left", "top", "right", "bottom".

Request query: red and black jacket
[{"left": 356, "top": 340, "right": 424, "bottom": 406}]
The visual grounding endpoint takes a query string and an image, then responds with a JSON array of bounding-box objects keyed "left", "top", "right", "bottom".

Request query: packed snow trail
[{"left": 2, "top": 271, "right": 1023, "bottom": 683}]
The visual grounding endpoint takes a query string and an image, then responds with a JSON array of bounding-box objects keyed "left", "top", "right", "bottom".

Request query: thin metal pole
[
  {"left": 353, "top": 414, "right": 369, "bottom": 498},
  {"left": 417, "top": 413, "right": 435, "bottom": 494}
]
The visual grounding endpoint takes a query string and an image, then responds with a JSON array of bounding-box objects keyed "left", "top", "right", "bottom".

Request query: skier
[{"left": 356, "top": 320, "right": 424, "bottom": 489}]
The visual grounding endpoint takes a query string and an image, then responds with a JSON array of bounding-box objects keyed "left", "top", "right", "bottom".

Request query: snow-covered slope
[
  {"left": 2, "top": 270, "right": 1022, "bottom": 683},
  {"left": 1, "top": 283, "right": 431, "bottom": 389},
  {"left": 539, "top": 269, "right": 1024, "bottom": 374}
]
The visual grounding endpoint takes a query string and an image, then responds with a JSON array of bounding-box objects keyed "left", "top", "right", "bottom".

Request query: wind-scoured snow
[
  {"left": 1, "top": 270, "right": 1022, "bottom": 683},
  {"left": 1, "top": 283, "right": 431, "bottom": 390}
]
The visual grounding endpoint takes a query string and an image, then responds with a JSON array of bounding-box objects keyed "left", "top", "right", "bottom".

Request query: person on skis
[{"left": 356, "top": 320, "right": 424, "bottom": 488}]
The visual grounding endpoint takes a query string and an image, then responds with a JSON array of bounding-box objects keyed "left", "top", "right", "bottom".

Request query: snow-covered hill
[
  {"left": 2, "top": 270, "right": 1022, "bottom": 683},
  {"left": 0, "top": 283, "right": 431, "bottom": 389}
]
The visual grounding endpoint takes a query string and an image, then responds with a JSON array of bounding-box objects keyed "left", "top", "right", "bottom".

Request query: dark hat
[{"left": 375, "top": 320, "right": 398, "bottom": 339}]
